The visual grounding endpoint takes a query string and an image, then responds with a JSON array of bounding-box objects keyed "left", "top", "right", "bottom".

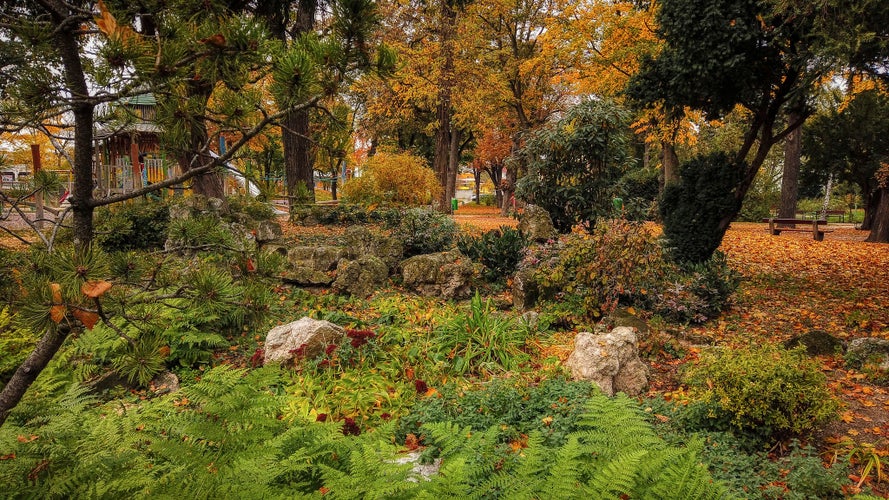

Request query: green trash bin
[
  {"left": 612, "top": 197, "right": 624, "bottom": 213},
  {"left": 451, "top": 198, "right": 458, "bottom": 211}
]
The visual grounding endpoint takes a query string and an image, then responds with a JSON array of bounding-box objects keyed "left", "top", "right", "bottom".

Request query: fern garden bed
[{"left": 0, "top": 201, "right": 886, "bottom": 498}]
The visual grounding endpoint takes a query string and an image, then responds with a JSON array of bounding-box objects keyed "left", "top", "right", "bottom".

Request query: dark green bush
[
  {"left": 514, "top": 99, "right": 635, "bottom": 233},
  {"left": 94, "top": 199, "right": 170, "bottom": 252},
  {"left": 478, "top": 193, "right": 497, "bottom": 206},
  {"left": 682, "top": 344, "right": 839, "bottom": 439},
  {"left": 384, "top": 208, "right": 457, "bottom": 257},
  {"left": 226, "top": 195, "right": 276, "bottom": 221},
  {"left": 660, "top": 152, "right": 744, "bottom": 263},
  {"left": 457, "top": 226, "right": 527, "bottom": 282}
]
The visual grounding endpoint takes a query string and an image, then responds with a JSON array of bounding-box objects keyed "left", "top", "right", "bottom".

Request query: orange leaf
[
  {"left": 71, "top": 309, "right": 99, "bottom": 329},
  {"left": 50, "top": 305, "right": 66, "bottom": 323},
  {"left": 50, "top": 283, "right": 62, "bottom": 304},
  {"left": 81, "top": 280, "right": 113, "bottom": 298},
  {"left": 840, "top": 411, "right": 855, "bottom": 423}
]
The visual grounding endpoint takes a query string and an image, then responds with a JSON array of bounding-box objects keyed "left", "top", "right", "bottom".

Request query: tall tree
[
  {"left": 804, "top": 88, "right": 889, "bottom": 242},
  {"left": 778, "top": 109, "right": 803, "bottom": 218},
  {"left": 626, "top": 0, "right": 832, "bottom": 261}
]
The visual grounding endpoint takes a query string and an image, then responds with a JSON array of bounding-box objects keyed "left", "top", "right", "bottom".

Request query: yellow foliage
[{"left": 341, "top": 151, "right": 441, "bottom": 206}]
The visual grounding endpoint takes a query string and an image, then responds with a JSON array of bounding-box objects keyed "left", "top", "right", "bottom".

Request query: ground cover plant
[{"left": 1, "top": 203, "right": 888, "bottom": 497}]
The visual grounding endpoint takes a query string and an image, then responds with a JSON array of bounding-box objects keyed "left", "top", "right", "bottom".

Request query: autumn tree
[
  {"left": 626, "top": 0, "right": 837, "bottom": 262},
  {"left": 804, "top": 88, "right": 889, "bottom": 242},
  {"left": 0, "top": 0, "right": 387, "bottom": 426}
]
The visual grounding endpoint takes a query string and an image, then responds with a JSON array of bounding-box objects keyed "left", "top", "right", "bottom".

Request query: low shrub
[
  {"left": 384, "top": 207, "right": 457, "bottom": 257},
  {"left": 653, "top": 251, "right": 740, "bottom": 323},
  {"left": 94, "top": 199, "right": 170, "bottom": 252},
  {"left": 396, "top": 377, "right": 598, "bottom": 446},
  {"left": 532, "top": 220, "right": 672, "bottom": 319},
  {"left": 0, "top": 308, "right": 38, "bottom": 385},
  {"left": 682, "top": 344, "right": 840, "bottom": 439},
  {"left": 226, "top": 195, "right": 276, "bottom": 221},
  {"left": 457, "top": 226, "right": 527, "bottom": 282},
  {"left": 341, "top": 151, "right": 441, "bottom": 206}
]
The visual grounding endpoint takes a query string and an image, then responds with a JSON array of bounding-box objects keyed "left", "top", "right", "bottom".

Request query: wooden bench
[{"left": 762, "top": 218, "right": 833, "bottom": 241}]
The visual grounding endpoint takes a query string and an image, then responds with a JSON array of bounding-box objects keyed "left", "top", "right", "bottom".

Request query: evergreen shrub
[
  {"left": 385, "top": 207, "right": 457, "bottom": 257},
  {"left": 660, "top": 152, "right": 744, "bottom": 263},
  {"left": 514, "top": 99, "right": 635, "bottom": 233},
  {"left": 94, "top": 199, "right": 170, "bottom": 252},
  {"left": 683, "top": 344, "right": 839, "bottom": 438},
  {"left": 456, "top": 226, "right": 527, "bottom": 282}
]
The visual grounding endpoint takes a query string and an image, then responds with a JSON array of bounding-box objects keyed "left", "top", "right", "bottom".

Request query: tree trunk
[
  {"left": 662, "top": 141, "right": 679, "bottom": 187},
  {"left": 862, "top": 188, "right": 880, "bottom": 230},
  {"left": 866, "top": 187, "right": 889, "bottom": 243},
  {"left": 433, "top": 0, "right": 456, "bottom": 212},
  {"left": 176, "top": 81, "right": 226, "bottom": 199},
  {"left": 778, "top": 111, "right": 802, "bottom": 219},
  {"left": 283, "top": 108, "right": 315, "bottom": 204},
  {"left": 445, "top": 128, "right": 461, "bottom": 203},
  {"left": 0, "top": 325, "right": 71, "bottom": 428}
]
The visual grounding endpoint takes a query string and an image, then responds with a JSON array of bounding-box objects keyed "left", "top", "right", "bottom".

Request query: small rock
[
  {"left": 846, "top": 338, "right": 889, "bottom": 370},
  {"left": 151, "top": 371, "right": 180, "bottom": 395},
  {"left": 517, "top": 205, "right": 557, "bottom": 242},
  {"left": 264, "top": 317, "right": 346, "bottom": 365},
  {"left": 333, "top": 256, "right": 389, "bottom": 298},
  {"left": 565, "top": 327, "right": 649, "bottom": 396}
]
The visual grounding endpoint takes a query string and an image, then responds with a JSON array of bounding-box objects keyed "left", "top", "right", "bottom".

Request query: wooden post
[
  {"left": 31, "top": 144, "right": 43, "bottom": 229},
  {"left": 129, "top": 142, "right": 143, "bottom": 191}
]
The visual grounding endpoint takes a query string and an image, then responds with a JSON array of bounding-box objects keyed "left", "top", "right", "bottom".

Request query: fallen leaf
[{"left": 50, "top": 283, "right": 61, "bottom": 303}]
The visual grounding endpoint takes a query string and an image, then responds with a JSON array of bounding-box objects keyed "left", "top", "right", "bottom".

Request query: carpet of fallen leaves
[{"left": 712, "top": 222, "right": 889, "bottom": 495}]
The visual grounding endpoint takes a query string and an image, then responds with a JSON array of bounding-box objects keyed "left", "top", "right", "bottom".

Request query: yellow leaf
[{"left": 50, "top": 283, "right": 62, "bottom": 304}]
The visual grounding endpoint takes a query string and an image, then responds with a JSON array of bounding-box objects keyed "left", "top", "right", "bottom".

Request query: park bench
[{"left": 762, "top": 217, "right": 832, "bottom": 241}]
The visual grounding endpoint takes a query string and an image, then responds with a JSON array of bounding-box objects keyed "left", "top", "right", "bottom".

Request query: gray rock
[
  {"left": 392, "top": 451, "right": 443, "bottom": 483},
  {"left": 511, "top": 267, "right": 539, "bottom": 310},
  {"left": 288, "top": 246, "right": 344, "bottom": 272},
  {"left": 151, "top": 371, "right": 180, "bottom": 395},
  {"left": 401, "top": 250, "right": 474, "bottom": 300},
  {"left": 254, "top": 219, "right": 283, "bottom": 242},
  {"left": 281, "top": 266, "right": 336, "bottom": 286},
  {"left": 607, "top": 307, "right": 649, "bottom": 336},
  {"left": 517, "top": 205, "right": 557, "bottom": 242},
  {"left": 784, "top": 330, "right": 845, "bottom": 356},
  {"left": 846, "top": 338, "right": 889, "bottom": 370},
  {"left": 565, "top": 327, "right": 649, "bottom": 396},
  {"left": 343, "top": 226, "right": 404, "bottom": 271},
  {"left": 333, "top": 256, "right": 389, "bottom": 298},
  {"left": 264, "top": 317, "right": 345, "bottom": 365}
]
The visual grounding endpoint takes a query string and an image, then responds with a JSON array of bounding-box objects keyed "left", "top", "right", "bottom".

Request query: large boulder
[
  {"left": 517, "top": 205, "right": 557, "bottom": 242},
  {"left": 846, "top": 338, "right": 889, "bottom": 371},
  {"left": 401, "top": 250, "right": 474, "bottom": 300},
  {"left": 281, "top": 267, "right": 336, "bottom": 286},
  {"left": 343, "top": 226, "right": 404, "bottom": 271},
  {"left": 333, "top": 256, "right": 389, "bottom": 298},
  {"left": 254, "top": 219, "right": 283, "bottom": 243},
  {"left": 565, "top": 327, "right": 649, "bottom": 396},
  {"left": 287, "top": 246, "right": 344, "bottom": 271},
  {"left": 784, "top": 330, "right": 844, "bottom": 356},
  {"left": 264, "top": 317, "right": 345, "bottom": 365}
]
